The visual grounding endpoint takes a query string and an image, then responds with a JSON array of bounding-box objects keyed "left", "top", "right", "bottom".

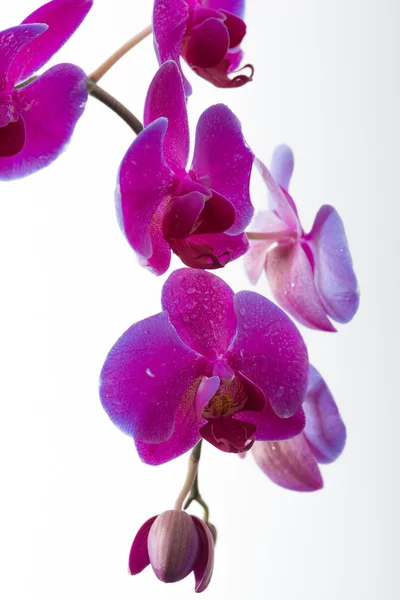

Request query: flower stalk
[
  {"left": 86, "top": 78, "right": 143, "bottom": 134},
  {"left": 174, "top": 440, "right": 203, "bottom": 510},
  {"left": 88, "top": 24, "right": 153, "bottom": 83}
]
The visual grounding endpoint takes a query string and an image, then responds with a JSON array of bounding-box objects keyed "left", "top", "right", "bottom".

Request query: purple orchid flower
[
  {"left": 116, "top": 60, "right": 254, "bottom": 275},
  {"left": 153, "top": 0, "right": 252, "bottom": 95},
  {"left": 0, "top": 0, "right": 92, "bottom": 180},
  {"left": 245, "top": 145, "right": 360, "bottom": 331},
  {"left": 99, "top": 268, "right": 309, "bottom": 465},
  {"left": 129, "top": 510, "right": 214, "bottom": 593},
  {"left": 252, "top": 365, "right": 346, "bottom": 492}
]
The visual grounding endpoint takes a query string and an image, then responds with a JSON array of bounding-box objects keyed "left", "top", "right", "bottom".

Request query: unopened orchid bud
[
  {"left": 129, "top": 510, "right": 214, "bottom": 592},
  {"left": 148, "top": 510, "right": 201, "bottom": 583}
]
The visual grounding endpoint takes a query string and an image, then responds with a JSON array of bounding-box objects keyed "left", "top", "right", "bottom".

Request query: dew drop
[{"left": 146, "top": 368, "right": 155, "bottom": 378}]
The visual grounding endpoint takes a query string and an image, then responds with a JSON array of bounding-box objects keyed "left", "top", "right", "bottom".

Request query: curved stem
[
  {"left": 174, "top": 441, "right": 203, "bottom": 511},
  {"left": 182, "top": 441, "right": 210, "bottom": 522},
  {"left": 86, "top": 79, "right": 143, "bottom": 135},
  {"left": 88, "top": 24, "right": 153, "bottom": 83}
]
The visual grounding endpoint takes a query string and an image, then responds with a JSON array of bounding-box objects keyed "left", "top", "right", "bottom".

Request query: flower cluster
[{"left": 2, "top": 0, "right": 360, "bottom": 594}]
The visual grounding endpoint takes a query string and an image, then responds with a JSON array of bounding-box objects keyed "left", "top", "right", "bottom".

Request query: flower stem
[
  {"left": 86, "top": 78, "right": 143, "bottom": 135},
  {"left": 174, "top": 440, "right": 202, "bottom": 512},
  {"left": 179, "top": 441, "right": 210, "bottom": 523},
  {"left": 88, "top": 24, "right": 153, "bottom": 83},
  {"left": 184, "top": 473, "right": 210, "bottom": 522}
]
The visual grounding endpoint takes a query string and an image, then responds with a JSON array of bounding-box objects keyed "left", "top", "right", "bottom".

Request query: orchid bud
[
  {"left": 148, "top": 510, "right": 201, "bottom": 583},
  {"left": 129, "top": 510, "right": 215, "bottom": 592}
]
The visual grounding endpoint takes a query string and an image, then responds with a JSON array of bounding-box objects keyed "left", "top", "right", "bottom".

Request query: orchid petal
[
  {"left": 100, "top": 311, "right": 206, "bottom": 443},
  {"left": 227, "top": 290, "right": 309, "bottom": 418},
  {"left": 17, "top": 0, "right": 92, "bottom": 82},
  {"left": 192, "top": 53, "right": 252, "bottom": 88},
  {"left": 162, "top": 269, "right": 237, "bottom": 359},
  {"left": 307, "top": 205, "right": 359, "bottom": 323},
  {"left": 270, "top": 144, "right": 294, "bottom": 192},
  {"left": 266, "top": 242, "right": 336, "bottom": 332},
  {"left": 193, "top": 192, "right": 236, "bottom": 235},
  {"left": 136, "top": 379, "right": 206, "bottom": 465},
  {"left": 0, "top": 117, "right": 25, "bottom": 157},
  {"left": 144, "top": 61, "right": 189, "bottom": 172},
  {"left": 237, "top": 404, "right": 305, "bottom": 441},
  {"left": 245, "top": 210, "right": 291, "bottom": 285},
  {"left": 192, "top": 516, "right": 215, "bottom": 593},
  {"left": 0, "top": 24, "right": 47, "bottom": 89},
  {"left": 190, "top": 104, "right": 254, "bottom": 234},
  {"left": 244, "top": 241, "right": 269, "bottom": 285},
  {"left": 0, "top": 64, "right": 87, "bottom": 181},
  {"left": 153, "top": 0, "right": 191, "bottom": 95},
  {"left": 203, "top": 1, "right": 245, "bottom": 19},
  {"left": 117, "top": 118, "right": 175, "bottom": 260},
  {"left": 128, "top": 516, "right": 157, "bottom": 575},
  {"left": 183, "top": 231, "right": 249, "bottom": 268},
  {"left": 304, "top": 365, "right": 346, "bottom": 463},
  {"left": 255, "top": 157, "right": 300, "bottom": 233},
  {"left": 163, "top": 192, "right": 206, "bottom": 239},
  {"left": 170, "top": 230, "right": 248, "bottom": 269},
  {"left": 185, "top": 18, "right": 229, "bottom": 68},
  {"left": 138, "top": 200, "right": 171, "bottom": 276},
  {"left": 226, "top": 47, "right": 243, "bottom": 72},
  {"left": 252, "top": 435, "right": 323, "bottom": 492},
  {"left": 220, "top": 11, "right": 246, "bottom": 48}
]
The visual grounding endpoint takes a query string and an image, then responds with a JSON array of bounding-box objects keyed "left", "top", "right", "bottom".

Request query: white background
[{"left": 0, "top": 1, "right": 398, "bottom": 598}]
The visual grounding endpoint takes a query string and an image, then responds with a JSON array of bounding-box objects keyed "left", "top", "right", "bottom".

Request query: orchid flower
[
  {"left": 99, "top": 268, "right": 309, "bottom": 465},
  {"left": 116, "top": 60, "right": 254, "bottom": 275},
  {"left": 129, "top": 510, "right": 214, "bottom": 593},
  {"left": 245, "top": 145, "right": 359, "bottom": 331},
  {"left": 0, "top": 0, "right": 92, "bottom": 180},
  {"left": 153, "top": 0, "right": 252, "bottom": 95},
  {"left": 252, "top": 365, "right": 346, "bottom": 491}
]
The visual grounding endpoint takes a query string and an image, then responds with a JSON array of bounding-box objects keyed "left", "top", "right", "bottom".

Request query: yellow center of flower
[
  {"left": 204, "top": 392, "right": 233, "bottom": 417},
  {"left": 202, "top": 379, "right": 247, "bottom": 419}
]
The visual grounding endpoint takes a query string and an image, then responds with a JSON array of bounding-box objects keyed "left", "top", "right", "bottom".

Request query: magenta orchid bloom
[
  {"left": 100, "top": 269, "right": 309, "bottom": 465},
  {"left": 252, "top": 365, "right": 346, "bottom": 492},
  {"left": 0, "top": 0, "right": 92, "bottom": 180},
  {"left": 116, "top": 60, "right": 254, "bottom": 275},
  {"left": 153, "top": 0, "right": 252, "bottom": 94},
  {"left": 129, "top": 510, "right": 214, "bottom": 593},
  {"left": 245, "top": 145, "right": 360, "bottom": 331}
]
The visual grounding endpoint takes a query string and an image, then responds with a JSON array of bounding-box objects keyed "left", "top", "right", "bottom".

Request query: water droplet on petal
[{"left": 146, "top": 368, "right": 155, "bottom": 378}]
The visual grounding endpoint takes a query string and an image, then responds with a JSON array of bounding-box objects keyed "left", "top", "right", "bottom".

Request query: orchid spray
[{"left": 0, "top": 0, "right": 359, "bottom": 593}]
